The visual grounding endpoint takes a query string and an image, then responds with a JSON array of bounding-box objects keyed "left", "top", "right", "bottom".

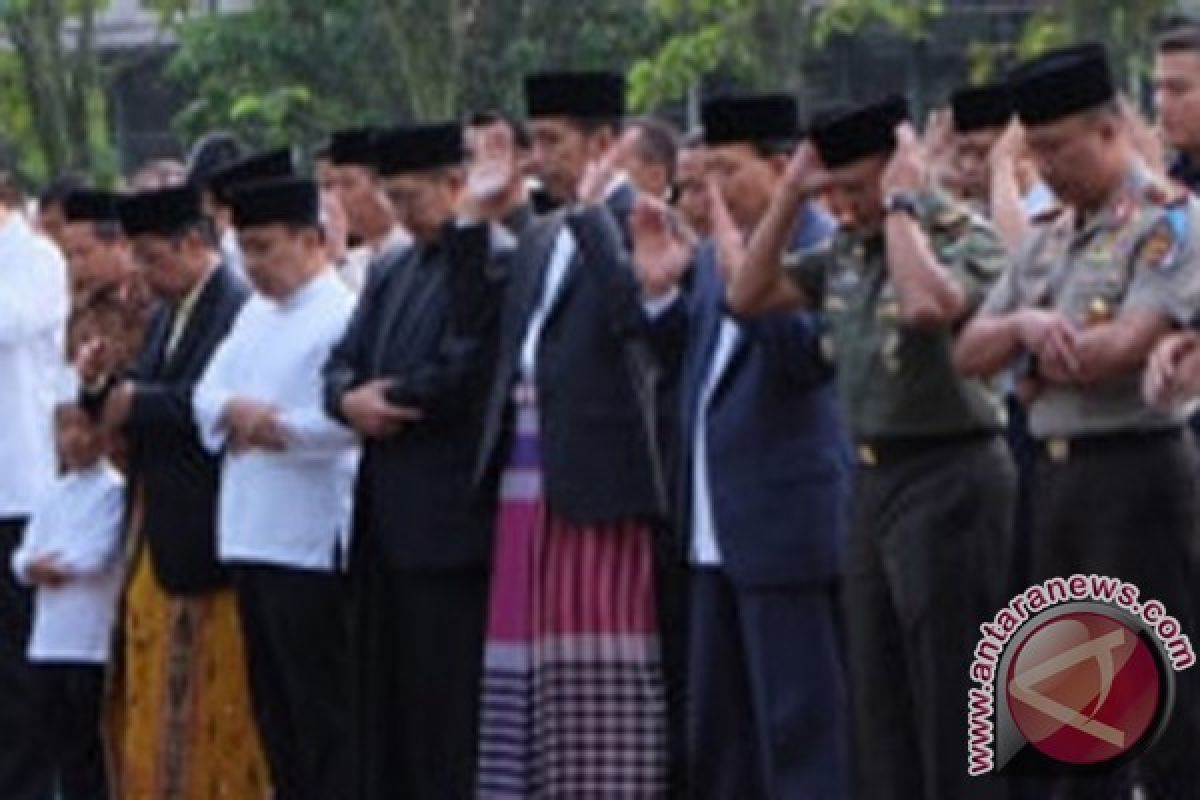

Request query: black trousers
[
  {"left": 349, "top": 548, "right": 489, "bottom": 800},
  {"left": 34, "top": 663, "right": 107, "bottom": 800},
  {"left": 1025, "top": 432, "right": 1200, "bottom": 799},
  {"left": 0, "top": 517, "right": 52, "bottom": 800},
  {"left": 843, "top": 436, "right": 1015, "bottom": 800},
  {"left": 232, "top": 564, "right": 350, "bottom": 800},
  {"left": 687, "top": 569, "right": 849, "bottom": 800}
]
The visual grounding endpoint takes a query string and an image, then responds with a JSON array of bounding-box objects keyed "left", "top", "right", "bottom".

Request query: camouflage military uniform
[{"left": 784, "top": 189, "right": 1015, "bottom": 800}]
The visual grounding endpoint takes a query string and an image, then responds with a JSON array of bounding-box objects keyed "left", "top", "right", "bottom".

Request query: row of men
[{"left": 7, "top": 31, "right": 1200, "bottom": 800}]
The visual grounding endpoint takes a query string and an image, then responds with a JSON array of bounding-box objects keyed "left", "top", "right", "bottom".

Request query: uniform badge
[
  {"left": 1137, "top": 220, "right": 1179, "bottom": 271},
  {"left": 1086, "top": 297, "right": 1113, "bottom": 326}
]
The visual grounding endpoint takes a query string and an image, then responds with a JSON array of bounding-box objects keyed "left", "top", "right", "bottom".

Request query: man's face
[
  {"left": 56, "top": 405, "right": 105, "bottom": 472},
  {"left": 529, "top": 117, "right": 593, "bottom": 204},
  {"left": 827, "top": 154, "right": 889, "bottom": 233},
  {"left": 674, "top": 146, "right": 711, "bottom": 237},
  {"left": 1024, "top": 112, "right": 1116, "bottom": 208},
  {"left": 37, "top": 203, "right": 69, "bottom": 250},
  {"left": 63, "top": 222, "right": 129, "bottom": 292},
  {"left": 953, "top": 128, "right": 1004, "bottom": 200},
  {"left": 705, "top": 143, "right": 779, "bottom": 232},
  {"left": 330, "top": 164, "right": 390, "bottom": 239},
  {"left": 1155, "top": 51, "right": 1200, "bottom": 155},
  {"left": 238, "top": 224, "right": 315, "bottom": 300},
  {"left": 381, "top": 170, "right": 459, "bottom": 244},
  {"left": 130, "top": 233, "right": 201, "bottom": 300}
]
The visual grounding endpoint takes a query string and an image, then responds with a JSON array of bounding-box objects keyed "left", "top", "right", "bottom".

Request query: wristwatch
[{"left": 884, "top": 190, "right": 921, "bottom": 220}]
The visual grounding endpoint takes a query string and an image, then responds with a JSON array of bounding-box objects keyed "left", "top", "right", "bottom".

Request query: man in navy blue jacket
[{"left": 637, "top": 93, "right": 852, "bottom": 800}]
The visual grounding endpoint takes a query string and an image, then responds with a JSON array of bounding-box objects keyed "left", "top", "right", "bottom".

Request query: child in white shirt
[{"left": 11, "top": 400, "right": 124, "bottom": 800}]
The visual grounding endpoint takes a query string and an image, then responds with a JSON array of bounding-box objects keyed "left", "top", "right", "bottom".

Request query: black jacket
[
  {"left": 474, "top": 194, "right": 668, "bottom": 526},
  {"left": 324, "top": 223, "right": 511, "bottom": 570},
  {"left": 124, "top": 264, "right": 247, "bottom": 594}
]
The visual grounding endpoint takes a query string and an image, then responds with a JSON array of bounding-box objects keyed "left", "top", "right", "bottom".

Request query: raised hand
[
  {"left": 922, "top": 108, "right": 959, "bottom": 188},
  {"left": 630, "top": 194, "right": 691, "bottom": 299},
  {"left": 988, "top": 120, "right": 1026, "bottom": 173},
  {"left": 1118, "top": 96, "right": 1166, "bottom": 177},
  {"left": 707, "top": 177, "right": 745, "bottom": 283},
  {"left": 578, "top": 128, "right": 640, "bottom": 205},
  {"left": 462, "top": 123, "right": 518, "bottom": 218},
  {"left": 75, "top": 336, "right": 112, "bottom": 387},
  {"left": 880, "top": 122, "right": 928, "bottom": 196},
  {"left": 782, "top": 140, "right": 833, "bottom": 199}
]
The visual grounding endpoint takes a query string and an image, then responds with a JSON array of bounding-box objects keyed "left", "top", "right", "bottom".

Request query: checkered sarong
[{"left": 476, "top": 384, "right": 668, "bottom": 798}]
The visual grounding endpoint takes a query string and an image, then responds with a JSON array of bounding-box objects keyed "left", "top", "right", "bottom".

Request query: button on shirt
[
  {"left": 193, "top": 270, "right": 360, "bottom": 570},
  {"left": 0, "top": 214, "right": 69, "bottom": 517},
  {"left": 11, "top": 461, "right": 125, "bottom": 663}
]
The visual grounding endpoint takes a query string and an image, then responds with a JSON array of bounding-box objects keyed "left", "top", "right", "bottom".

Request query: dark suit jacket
[
  {"left": 655, "top": 244, "right": 852, "bottom": 588},
  {"left": 475, "top": 190, "right": 668, "bottom": 526},
  {"left": 125, "top": 264, "right": 247, "bottom": 594},
  {"left": 324, "top": 223, "right": 510, "bottom": 570}
]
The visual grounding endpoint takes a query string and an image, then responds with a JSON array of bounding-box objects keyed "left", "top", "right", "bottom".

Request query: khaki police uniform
[{"left": 980, "top": 163, "right": 1200, "bottom": 796}]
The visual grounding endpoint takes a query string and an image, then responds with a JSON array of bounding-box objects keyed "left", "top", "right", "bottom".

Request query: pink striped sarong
[{"left": 476, "top": 384, "right": 668, "bottom": 798}]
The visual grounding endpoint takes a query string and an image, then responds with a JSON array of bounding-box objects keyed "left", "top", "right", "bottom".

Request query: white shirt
[
  {"left": 0, "top": 213, "right": 69, "bottom": 517},
  {"left": 220, "top": 226, "right": 246, "bottom": 279},
  {"left": 337, "top": 246, "right": 372, "bottom": 293},
  {"left": 193, "top": 270, "right": 360, "bottom": 571},
  {"left": 519, "top": 226, "right": 577, "bottom": 379},
  {"left": 11, "top": 461, "right": 125, "bottom": 663},
  {"left": 373, "top": 225, "right": 413, "bottom": 262},
  {"left": 690, "top": 319, "right": 740, "bottom": 565}
]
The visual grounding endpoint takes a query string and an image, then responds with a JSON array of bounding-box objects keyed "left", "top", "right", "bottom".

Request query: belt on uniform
[
  {"left": 854, "top": 431, "right": 997, "bottom": 468},
  {"left": 1035, "top": 427, "right": 1184, "bottom": 464}
]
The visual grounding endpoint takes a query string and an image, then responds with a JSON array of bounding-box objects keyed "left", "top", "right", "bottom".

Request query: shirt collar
[
  {"left": 0, "top": 211, "right": 31, "bottom": 250},
  {"left": 276, "top": 268, "right": 333, "bottom": 311},
  {"left": 176, "top": 263, "right": 216, "bottom": 316}
]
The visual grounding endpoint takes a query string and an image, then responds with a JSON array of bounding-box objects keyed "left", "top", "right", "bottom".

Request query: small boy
[{"left": 10, "top": 391, "right": 124, "bottom": 800}]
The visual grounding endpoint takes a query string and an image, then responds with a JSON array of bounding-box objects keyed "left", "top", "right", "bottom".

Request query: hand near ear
[{"left": 578, "top": 129, "right": 640, "bottom": 205}]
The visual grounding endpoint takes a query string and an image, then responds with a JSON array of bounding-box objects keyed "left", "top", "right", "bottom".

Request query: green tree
[
  {"left": 629, "top": 0, "right": 945, "bottom": 117},
  {"left": 0, "top": 0, "right": 112, "bottom": 181},
  {"left": 165, "top": 0, "right": 663, "bottom": 148}
]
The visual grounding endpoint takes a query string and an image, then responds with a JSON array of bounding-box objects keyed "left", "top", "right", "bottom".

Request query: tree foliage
[
  {"left": 0, "top": 0, "right": 112, "bottom": 182},
  {"left": 164, "top": 0, "right": 662, "bottom": 149}
]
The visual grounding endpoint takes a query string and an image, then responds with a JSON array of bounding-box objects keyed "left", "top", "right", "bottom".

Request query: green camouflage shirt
[{"left": 785, "top": 190, "right": 1007, "bottom": 439}]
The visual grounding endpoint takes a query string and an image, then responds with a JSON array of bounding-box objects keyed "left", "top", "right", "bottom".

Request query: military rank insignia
[{"left": 1138, "top": 211, "right": 1187, "bottom": 272}]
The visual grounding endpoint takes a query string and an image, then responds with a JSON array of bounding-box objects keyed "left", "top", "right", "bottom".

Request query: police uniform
[
  {"left": 785, "top": 96, "right": 1016, "bottom": 800},
  {"left": 976, "top": 43, "right": 1200, "bottom": 799}
]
